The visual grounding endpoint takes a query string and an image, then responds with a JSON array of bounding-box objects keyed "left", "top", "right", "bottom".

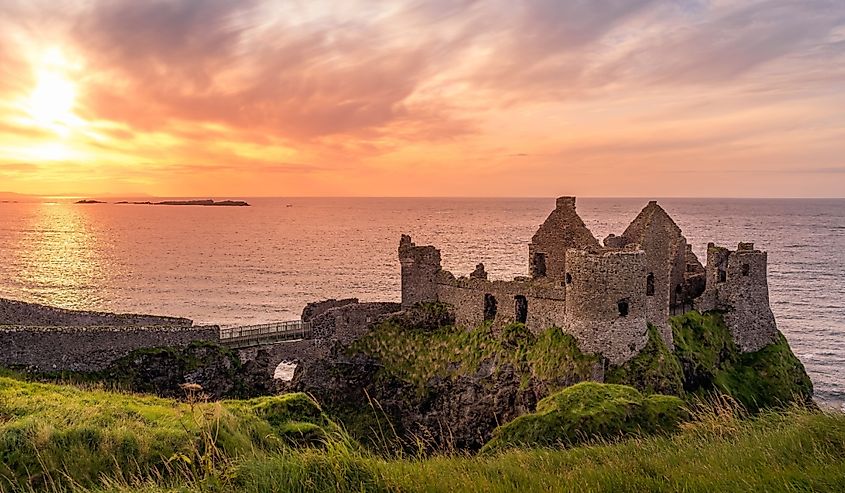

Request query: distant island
[{"left": 76, "top": 199, "right": 250, "bottom": 206}]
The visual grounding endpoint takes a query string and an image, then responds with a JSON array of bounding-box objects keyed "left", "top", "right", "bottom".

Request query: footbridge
[{"left": 218, "top": 320, "right": 312, "bottom": 349}]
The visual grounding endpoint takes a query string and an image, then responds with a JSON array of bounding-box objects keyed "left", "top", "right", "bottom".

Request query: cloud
[
  {"left": 70, "top": 0, "right": 479, "bottom": 141},
  {"left": 615, "top": 0, "right": 845, "bottom": 86},
  {"left": 1, "top": 0, "right": 844, "bottom": 196}
]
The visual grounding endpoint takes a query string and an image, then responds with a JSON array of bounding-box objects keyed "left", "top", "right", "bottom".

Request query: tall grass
[{"left": 3, "top": 376, "right": 845, "bottom": 492}]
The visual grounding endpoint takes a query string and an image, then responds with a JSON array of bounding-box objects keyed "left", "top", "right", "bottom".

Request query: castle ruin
[{"left": 399, "top": 197, "right": 778, "bottom": 364}]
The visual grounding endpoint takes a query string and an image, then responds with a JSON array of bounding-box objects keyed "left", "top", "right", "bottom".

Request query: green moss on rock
[
  {"left": 482, "top": 382, "right": 688, "bottom": 453},
  {"left": 605, "top": 324, "right": 685, "bottom": 396},
  {"left": 714, "top": 332, "right": 814, "bottom": 411},
  {"left": 671, "top": 311, "right": 813, "bottom": 411},
  {"left": 350, "top": 311, "right": 598, "bottom": 395}
]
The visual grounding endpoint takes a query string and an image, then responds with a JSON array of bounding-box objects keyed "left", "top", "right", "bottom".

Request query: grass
[
  {"left": 672, "top": 311, "right": 814, "bottom": 410},
  {"left": 605, "top": 324, "right": 686, "bottom": 396},
  {"left": 350, "top": 312, "right": 599, "bottom": 395},
  {"left": 0, "top": 376, "right": 351, "bottom": 491},
  {"left": 1, "top": 374, "right": 844, "bottom": 492}
]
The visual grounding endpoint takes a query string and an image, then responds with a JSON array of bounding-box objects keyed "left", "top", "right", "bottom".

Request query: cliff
[{"left": 292, "top": 303, "right": 812, "bottom": 452}]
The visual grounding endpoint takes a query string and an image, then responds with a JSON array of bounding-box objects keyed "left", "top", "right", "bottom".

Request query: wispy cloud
[{"left": 0, "top": 0, "right": 843, "bottom": 196}]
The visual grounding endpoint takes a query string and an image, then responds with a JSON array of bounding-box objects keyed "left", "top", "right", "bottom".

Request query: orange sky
[{"left": 0, "top": 0, "right": 844, "bottom": 197}]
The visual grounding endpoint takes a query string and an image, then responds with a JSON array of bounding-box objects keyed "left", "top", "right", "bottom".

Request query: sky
[{"left": 0, "top": 0, "right": 843, "bottom": 198}]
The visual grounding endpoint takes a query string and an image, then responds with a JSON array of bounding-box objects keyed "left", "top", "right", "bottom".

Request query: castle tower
[
  {"left": 399, "top": 235, "right": 442, "bottom": 309},
  {"left": 563, "top": 247, "right": 649, "bottom": 364},
  {"left": 529, "top": 196, "right": 600, "bottom": 280},
  {"left": 701, "top": 242, "right": 778, "bottom": 352}
]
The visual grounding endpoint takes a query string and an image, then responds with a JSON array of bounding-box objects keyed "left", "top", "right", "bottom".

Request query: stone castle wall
[
  {"left": 398, "top": 197, "right": 777, "bottom": 362},
  {"left": 564, "top": 248, "right": 649, "bottom": 364},
  {"left": 0, "top": 298, "right": 193, "bottom": 327},
  {"left": 399, "top": 235, "right": 442, "bottom": 309},
  {"left": 435, "top": 275, "right": 567, "bottom": 333},
  {"left": 528, "top": 197, "right": 599, "bottom": 280},
  {"left": 620, "top": 202, "right": 688, "bottom": 346},
  {"left": 308, "top": 301, "right": 401, "bottom": 342},
  {"left": 701, "top": 243, "right": 779, "bottom": 352},
  {"left": 301, "top": 298, "right": 359, "bottom": 323},
  {"left": 0, "top": 325, "right": 219, "bottom": 372}
]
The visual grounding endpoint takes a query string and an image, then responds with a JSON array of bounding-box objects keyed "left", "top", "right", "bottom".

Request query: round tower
[{"left": 563, "top": 248, "right": 649, "bottom": 364}]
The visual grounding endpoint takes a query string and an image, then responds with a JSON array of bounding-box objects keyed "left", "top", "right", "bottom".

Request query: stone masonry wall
[
  {"left": 528, "top": 197, "right": 600, "bottom": 280},
  {"left": 564, "top": 248, "right": 649, "bottom": 364},
  {"left": 0, "top": 298, "right": 193, "bottom": 327},
  {"left": 302, "top": 298, "right": 359, "bottom": 322},
  {"left": 435, "top": 274, "right": 567, "bottom": 334},
  {"left": 309, "top": 301, "right": 402, "bottom": 342},
  {"left": 0, "top": 325, "right": 219, "bottom": 372},
  {"left": 614, "top": 201, "right": 688, "bottom": 347},
  {"left": 701, "top": 243, "right": 779, "bottom": 352},
  {"left": 399, "top": 235, "right": 442, "bottom": 309}
]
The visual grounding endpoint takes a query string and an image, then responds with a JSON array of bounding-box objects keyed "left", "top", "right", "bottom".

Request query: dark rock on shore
[{"left": 154, "top": 199, "right": 250, "bottom": 206}]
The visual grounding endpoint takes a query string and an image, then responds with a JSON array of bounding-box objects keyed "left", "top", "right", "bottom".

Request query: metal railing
[{"left": 219, "top": 320, "right": 312, "bottom": 348}]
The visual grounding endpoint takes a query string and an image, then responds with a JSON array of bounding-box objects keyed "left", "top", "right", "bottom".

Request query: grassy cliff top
[{"left": 1, "top": 374, "right": 844, "bottom": 492}]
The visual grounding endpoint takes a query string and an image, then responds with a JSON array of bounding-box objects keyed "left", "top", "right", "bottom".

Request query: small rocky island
[{"left": 77, "top": 199, "right": 250, "bottom": 206}]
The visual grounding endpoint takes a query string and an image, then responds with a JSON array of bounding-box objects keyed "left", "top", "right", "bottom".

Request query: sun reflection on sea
[{"left": 13, "top": 203, "right": 107, "bottom": 309}]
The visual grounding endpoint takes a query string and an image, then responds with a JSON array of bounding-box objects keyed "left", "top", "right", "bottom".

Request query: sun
[{"left": 25, "top": 48, "right": 81, "bottom": 135}]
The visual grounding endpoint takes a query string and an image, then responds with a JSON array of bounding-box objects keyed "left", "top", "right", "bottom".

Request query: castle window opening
[
  {"left": 617, "top": 300, "right": 629, "bottom": 317},
  {"left": 742, "top": 263, "right": 750, "bottom": 276},
  {"left": 718, "top": 269, "right": 727, "bottom": 283},
  {"left": 532, "top": 252, "right": 547, "bottom": 277},
  {"left": 514, "top": 295, "right": 528, "bottom": 324},
  {"left": 483, "top": 293, "right": 498, "bottom": 322},
  {"left": 565, "top": 273, "right": 572, "bottom": 284},
  {"left": 646, "top": 273, "right": 655, "bottom": 296}
]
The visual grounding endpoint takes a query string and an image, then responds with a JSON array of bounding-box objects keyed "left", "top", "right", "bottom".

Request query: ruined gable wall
[
  {"left": 564, "top": 248, "right": 649, "bottom": 364},
  {"left": 529, "top": 197, "right": 600, "bottom": 280},
  {"left": 701, "top": 243, "right": 778, "bottom": 352},
  {"left": 616, "top": 202, "right": 688, "bottom": 346},
  {"left": 434, "top": 276, "right": 566, "bottom": 334}
]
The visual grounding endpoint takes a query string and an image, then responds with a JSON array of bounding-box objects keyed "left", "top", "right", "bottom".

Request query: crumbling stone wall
[
  {"left": 301, "top": 298, "right": 359, "bottom": 322},
  {"left": 682, "top": 244, "right": 707, "bottom": 305},
  {"left": 699, "top": 242, "right": 779, "bottom": 352},
  {"left": 528, "top": 197, "right": 599, "bottom": 280},
  {"left": 0, "top": 325, "right": 218, "bottom": 372},
  {"left": 564, "top": 248, "right": 649, "bottom": 364},
  {"left": 0, "top": 298, "right": 192, "bottom": 327},
  {"left": 435, "top": 274, "right": 566, "bottom": 334},
  {"left": 399, "top": 235, "right": 442, "bottom": 309},
  {"left": 308, "top": 301, "right": 401, "bottom": 342}
]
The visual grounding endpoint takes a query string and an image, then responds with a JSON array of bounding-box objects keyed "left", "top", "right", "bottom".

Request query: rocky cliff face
[
  {"left": 291, "top": 303, "right": 813, "bottom": 453},
  {"left": 292, "top": 304, "right": 602, "bottom": 451},
  {"left": 293, "top": 348, "right": 539, "bottom": 451}
]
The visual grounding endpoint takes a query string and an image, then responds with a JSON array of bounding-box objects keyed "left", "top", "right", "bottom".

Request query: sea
[{"left": 0, "top": 197, "right": 842, "bottom": 407}]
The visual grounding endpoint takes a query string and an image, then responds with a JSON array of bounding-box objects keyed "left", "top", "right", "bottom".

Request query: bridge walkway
[{"left": 219, "top": 320, "right": 312, "bottom": 349}]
